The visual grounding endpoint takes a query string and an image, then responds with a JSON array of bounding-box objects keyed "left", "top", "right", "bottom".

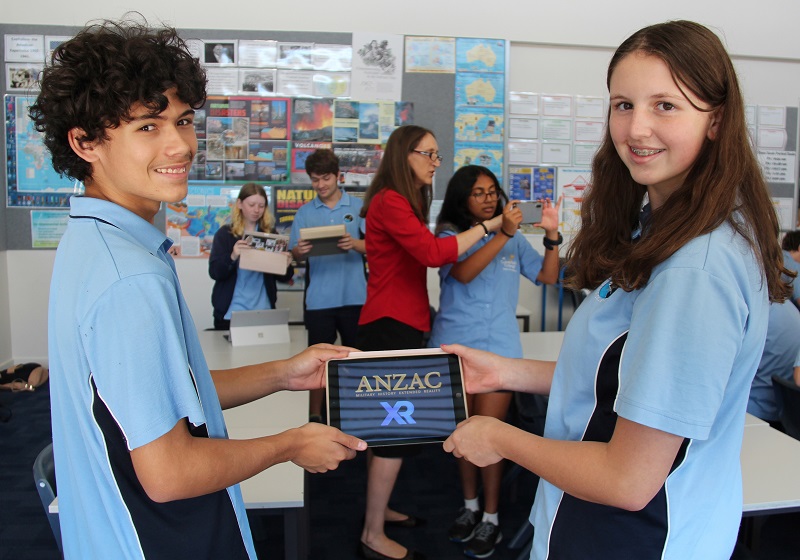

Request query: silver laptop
[{"left": 229, "top": 309, "right": 290, "bottom": 346}]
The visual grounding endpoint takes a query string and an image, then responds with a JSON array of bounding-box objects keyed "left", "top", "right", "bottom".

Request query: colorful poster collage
[
  {"left": 165, "top": 186, "right": 240, "bottom": 258},
  {"left": 174, "top": 94, "right": 412, "bottom": 256},
  {"left": 453, "top": 38, "right": 506, "bottom": 184},
  {"left": 190, "top": 96, "right": 410, "bottom": 186}
]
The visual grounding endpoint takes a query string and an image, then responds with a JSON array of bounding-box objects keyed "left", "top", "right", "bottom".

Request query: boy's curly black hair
[{"left": 28, "top": 19, "right": 207, "bottom": 182}]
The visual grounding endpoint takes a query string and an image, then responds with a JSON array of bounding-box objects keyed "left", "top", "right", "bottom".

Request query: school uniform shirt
[
  {"left": 225, "top": 268, "right": 270, "bottom": 319},
  {"left": 49, "top": 197, "right": 255, "bottom": 560},
  {"left": 288, "top": 192, "right": 367, "bottom": 310},
  {"left": 747, "top": 300, "right": 800, "bottom": 421},
  {"left": 531, "top": 220, "right": 769, "bottom": 560},
  {"left": 359, "top": 189, "right": 458, "bottom": 332},
  {"left": 428, "top": 230, "right": 544, "bottom": 358},
  {"left": 782, "top": 250, "right": 800, "bottom": 303}
]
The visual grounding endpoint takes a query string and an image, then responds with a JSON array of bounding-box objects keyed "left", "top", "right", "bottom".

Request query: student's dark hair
[
  {"left": 230, "top": 183, "right": 273, "bottom": 237},
  {"left": 565, "top": 20, "right": 791, "bottom": 302},
  {"left": 28, "top": 18, "right": 207, "bottom": 183},
  {"left": 436, "top": 165, "right": 507, "bottom": 233},
  {"left": 782, "top": 231, "right": 800, "bottom": 252},
  {"left": 361, "top": 125, "right": 434, "bottom": 223},
  {"left": 305, "top": 149, "right": 340, "bottom": 177}
]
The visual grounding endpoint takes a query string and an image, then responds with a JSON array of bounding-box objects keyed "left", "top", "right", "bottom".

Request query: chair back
[
  {"left": 32, "top": 442, "right": 62, "bottom": 554},
  {"left": 772, "top": 375, "right": 800, "bottom": 441}
]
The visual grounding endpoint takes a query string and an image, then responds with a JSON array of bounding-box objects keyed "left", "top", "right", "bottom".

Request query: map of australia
[
  {"left": 466, "top": 44, "right": 497, "bottom": 69},
  {"left": 465, "top": 79, "right": 497, "bottom": 105},
  {"left": 456, "top": 38, "right": 505, "bottom": 74},
  {"left": 456, "top": 73, "right": 504, "bottom": 109}
]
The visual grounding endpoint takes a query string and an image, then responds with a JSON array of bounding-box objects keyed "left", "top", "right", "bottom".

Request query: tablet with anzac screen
[{"left": 326, "top": 349, "right": 467, "bottom": 446}]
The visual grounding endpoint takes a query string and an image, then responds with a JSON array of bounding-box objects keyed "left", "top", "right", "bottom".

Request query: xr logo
[{"left": 380, "top": 401, "right": 416, "bottom": 426}]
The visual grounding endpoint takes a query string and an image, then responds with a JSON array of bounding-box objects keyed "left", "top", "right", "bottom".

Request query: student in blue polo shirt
[
  {"left": 781, "top": 230, "right": 800, "bottom": 308},
  {"left": 441, "top": 21, "right": 793, "bottom": 559},
  {"left": 429, "top": 165, "right": 560, "bottom": 558},
  {"left": 32, "top": 20, "right": 365, "bottom": 559},
  {"left": 747, "top": 301, "right": 800, "bottom": 425},
  {"left": 289, "top": 149, "right": 367, "bottom": 421}
]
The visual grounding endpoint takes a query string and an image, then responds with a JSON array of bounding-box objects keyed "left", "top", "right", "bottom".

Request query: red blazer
[{"left": 359, "top": 189, "right": 458, "bottom": 332}]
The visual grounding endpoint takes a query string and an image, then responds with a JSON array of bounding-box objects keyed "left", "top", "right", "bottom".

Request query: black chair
[
  {"left": 772, "top": 375, "right": 800, "bottom": 441},
  {"left": 32, "top": 442, "right": 62, "bottom": 555}
]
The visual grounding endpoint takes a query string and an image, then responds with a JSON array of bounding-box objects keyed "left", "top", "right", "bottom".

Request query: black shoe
[
  {"left": 358, "top": 541, "right": 426, "bottom": 560},
  {"left": 464, "top": 521, "right": 502, "bottom": 558},
  {"left": 448, "top": 507, "right": 480, "bottom": 543},
  {"left": 385, "top": 514, "right": 426, "bottom": 528}
]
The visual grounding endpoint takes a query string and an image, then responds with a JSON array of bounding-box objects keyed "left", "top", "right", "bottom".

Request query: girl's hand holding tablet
[{"left": 444, "top": 416, "right": 507, "bottom": 467}]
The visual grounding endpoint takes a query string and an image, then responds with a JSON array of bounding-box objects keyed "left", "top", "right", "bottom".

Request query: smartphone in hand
[{"left": 515, "top": 201, "right": 543, "bottom": 224}]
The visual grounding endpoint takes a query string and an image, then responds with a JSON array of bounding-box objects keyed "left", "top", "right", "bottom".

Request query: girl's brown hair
[
  {"left": 360, "top": 125, "right": 434, "bottom": 223},
  {"left": 565, "top": 20, "right": 791, "bottom": 302}
]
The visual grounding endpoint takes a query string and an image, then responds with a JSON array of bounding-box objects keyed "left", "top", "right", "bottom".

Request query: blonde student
[
  {"left": 443, "top": 20, "right": 791, "bottom": 559},
  {"left": 209, "top": 183, "right": 293, "bottom": 331}
]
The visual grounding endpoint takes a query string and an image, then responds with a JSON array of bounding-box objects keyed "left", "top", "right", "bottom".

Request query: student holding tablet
[
  {"left": 356, "top": 125, "right": 505, "bottom": 560},
  {"left": 289, "top": 149, "right": 367, "bottom": 422},
  {"left": 35, "top": 20, "right": 364, "bottom": 559},
  {"left": 442, "top": 20, "right": 791, "bottom": 559},
  {"left": 209, "top": 183, "right": 293, "bottom": 330},
  {"left": 429, "top": 165, "right": 560, "bottom": 558}
]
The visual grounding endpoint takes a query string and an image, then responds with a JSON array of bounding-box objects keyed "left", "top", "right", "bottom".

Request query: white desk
[
  {"left": 520, "top": 331, "right": 564, "bottom": 362},
  {"left": 201, "top": 327, "right": 310, "bottom": 560},
  {"left": 519, "top": 331, "right": 800, "bottom": 517},
  {"left": 741, "top": 423, "right": 800, "bottom": 515}
]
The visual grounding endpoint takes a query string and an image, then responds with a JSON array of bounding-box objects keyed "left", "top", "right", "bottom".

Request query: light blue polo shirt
[
  {"left": 225, "top": 268, "right": 270, "bottom": 319},
  {"left": 289, "top": 191, "right": 366, "bottom": 310},
  {"left": 532, "top": 221, "right": 768, "bottom": 559},
  {"left": 429, "top": 231, "right": 543, "bottom": 358},
  {"left": 782, "top": 250, "right": 800, "bottom": 303},
  {"left": 747, "top": 300, "right": 800, "bottom": 421},
  {"left": 49, "top": 196, "right": 255, "bottom": 559}
]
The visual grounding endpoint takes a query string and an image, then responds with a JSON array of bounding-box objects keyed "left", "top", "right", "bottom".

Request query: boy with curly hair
[{"left": 32, "top": 19, "right": 364, "bottom": 559}]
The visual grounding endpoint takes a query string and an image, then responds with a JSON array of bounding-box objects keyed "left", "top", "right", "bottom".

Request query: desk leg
[
  {"left": 284, "top": 473, "right": 309, "bottom": 560},
  {"left": 284, "top": 507, "right": 308, "bottom": 560},
  {"left": 738, "top": 515, "right": 766, "bottom": 557}
]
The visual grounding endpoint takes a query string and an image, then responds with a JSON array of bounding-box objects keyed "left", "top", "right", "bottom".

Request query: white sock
[
  {"left": 464, "top": 498, "right": 480, "bottom": 512},
  {"left": 482, "top": 511, "right": 499, "bottom": 525}
]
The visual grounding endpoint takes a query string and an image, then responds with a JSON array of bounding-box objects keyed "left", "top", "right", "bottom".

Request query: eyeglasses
[
  {"left": 411, "top": 150, "right": 443, "bottom": 163},
  {"left": 470, "top": 190, "right": 499, "bottom": 202}
]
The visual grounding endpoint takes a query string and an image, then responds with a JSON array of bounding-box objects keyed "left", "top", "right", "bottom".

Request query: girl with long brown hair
[{"left": 442, "top": 20, "right": 791, "bottom": 558}]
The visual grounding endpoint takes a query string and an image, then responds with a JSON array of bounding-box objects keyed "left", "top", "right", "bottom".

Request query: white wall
[
  {"left": 4, "top": 0, "right": 800, "bottom": 59},
  {"left": 7, "top": 237, "right": 563, "bottom": 361},
  {"left": 2, "top": 2, "right": 799, "bottom": 362}
]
